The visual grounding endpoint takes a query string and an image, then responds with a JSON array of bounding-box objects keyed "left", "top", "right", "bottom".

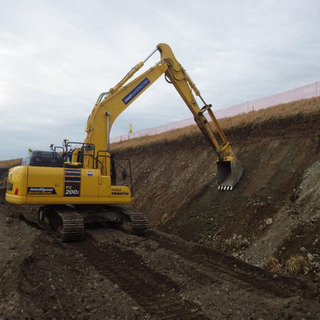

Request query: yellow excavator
[{"left": 6, "top": 43, "right": 243, "bottom": 241}]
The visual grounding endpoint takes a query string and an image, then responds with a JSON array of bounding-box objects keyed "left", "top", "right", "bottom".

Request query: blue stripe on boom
[{"left": 122, "top": 77, "right": 150, "bottom": 105}]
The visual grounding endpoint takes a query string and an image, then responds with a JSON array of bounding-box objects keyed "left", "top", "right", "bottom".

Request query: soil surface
[
  {"left": 1, "top": 107, "right": 320, "bottom": 319},
  {"left": 0, "top": 202, "right": 320, "bottom": 319},
  {"left": 115, "top": 111, "right": 320, "bottom": 279}
]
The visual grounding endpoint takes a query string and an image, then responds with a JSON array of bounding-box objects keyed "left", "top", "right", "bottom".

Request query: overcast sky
[{"left": 0, "top": 0, "right": 319, "bottom": 160}]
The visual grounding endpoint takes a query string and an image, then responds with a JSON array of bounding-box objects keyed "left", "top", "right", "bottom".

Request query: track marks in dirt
[
  {"left": 72, "top": 235, "right": 208, "bottom": 320},
  {"left": 70, "top": 229, "right": 320, "bottom": 320},
  {"left": 148, "top": 232, "right": 319, "bottom": 300}
]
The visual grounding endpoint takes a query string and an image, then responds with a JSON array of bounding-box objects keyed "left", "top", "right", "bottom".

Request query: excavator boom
[{"left": 86, "top": 43, "right": 243, "bottom": 189}]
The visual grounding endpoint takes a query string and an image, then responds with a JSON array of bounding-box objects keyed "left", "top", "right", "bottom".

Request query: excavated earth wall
[{"left": 115, "top": 111, "right": 320, "bottom": 276}]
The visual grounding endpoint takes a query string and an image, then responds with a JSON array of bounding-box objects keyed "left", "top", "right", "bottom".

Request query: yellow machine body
[{"left": 6, "top": 165, "right": 131, "bottom": 205}]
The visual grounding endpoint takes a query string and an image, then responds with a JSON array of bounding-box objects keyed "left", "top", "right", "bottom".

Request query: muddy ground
[{"left": 1, "top": 106, "right": 320, "bottom": 319}]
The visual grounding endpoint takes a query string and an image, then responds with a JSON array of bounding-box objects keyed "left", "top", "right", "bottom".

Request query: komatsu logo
[
  {"left": 122, "top": 77, "right": 150, "bottom": 105},
  {"left": 111, "top": 192, "right": 129, "bottom": 196}
]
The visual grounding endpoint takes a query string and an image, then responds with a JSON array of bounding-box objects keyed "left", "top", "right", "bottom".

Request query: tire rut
[{"left": 71, "top": 234, "right": 209, "bottom": 320}]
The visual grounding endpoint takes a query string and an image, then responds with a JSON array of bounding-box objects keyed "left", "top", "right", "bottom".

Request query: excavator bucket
[{"left": 217, "top": 158, "right": 243, "bottom": 190}]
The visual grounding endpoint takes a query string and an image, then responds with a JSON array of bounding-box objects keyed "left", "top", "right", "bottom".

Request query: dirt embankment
[
  {"left": 115, "top": 111, "right": 320, "bottom": 279},
  {"left": 0, "top": 159, "right": 21, "bottom": 169},
  {"left": 1, "top": 102, "right": 320, "bottom": 319}
]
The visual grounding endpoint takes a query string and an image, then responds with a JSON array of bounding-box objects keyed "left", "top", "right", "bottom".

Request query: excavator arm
[{"left": 85, "top": 43, "right": 243, "bottom": 189}]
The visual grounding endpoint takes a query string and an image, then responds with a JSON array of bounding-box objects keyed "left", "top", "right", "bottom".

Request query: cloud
[{"left": 0, "top": 0, "right": 319, "bottom": 159}]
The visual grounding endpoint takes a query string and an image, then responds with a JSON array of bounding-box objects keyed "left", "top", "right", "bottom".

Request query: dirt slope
[
  {"left": 114, "top": 110, "right": 320, "bottom": 279},
  {"left": 0, "top": 159, "right": 21, "bottom": 169}
]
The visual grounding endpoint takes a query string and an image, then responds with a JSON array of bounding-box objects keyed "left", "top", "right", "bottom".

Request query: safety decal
[
  {"left": 122, "top": 77, "right": 150, "bottom": 105},
  {"left": 27, "top": 187, "right": 57, "bottom": 195}
]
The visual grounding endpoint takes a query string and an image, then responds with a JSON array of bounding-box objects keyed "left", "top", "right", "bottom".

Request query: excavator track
[
  {"left": 56, "top": 210, "right": 84, "bottom": 242},
  {"left": 117, "top": 207, "right": 148, "bottom": 235},
  {"left": 79, "top": 205, "right": 148, "bottom": 236},
  {"left": 39, "top": 205, "right": 147, "bottom": 242},
  {"left": 130, "top": 213, "right": 148, "bottom": 235},
  {"left": 39, "top": 206, "right": 84, "bottom": 242}
]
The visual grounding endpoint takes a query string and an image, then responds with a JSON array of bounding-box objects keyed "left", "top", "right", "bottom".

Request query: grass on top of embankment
[
  {"left": 0, "top": 158, "right": 22, "bottom": 168},
  {"left": 111, "top": 97, "right": 320, "bottom": 151}
]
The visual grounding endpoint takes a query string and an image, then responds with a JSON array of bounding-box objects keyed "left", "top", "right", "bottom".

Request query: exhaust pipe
[{"left": 217, "top": 157, "right": 243, "bottom": 190}]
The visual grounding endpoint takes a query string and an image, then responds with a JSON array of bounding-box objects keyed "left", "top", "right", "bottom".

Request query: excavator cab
[{"left": 22, "top": 150, "right": 64, "bottom": 168}]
